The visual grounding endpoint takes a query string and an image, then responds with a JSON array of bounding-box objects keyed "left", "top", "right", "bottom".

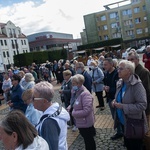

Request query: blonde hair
[
  {"left": 71, "top": 74, "right": 85, "bottom": 85},
  {"left": 25, "top": 73, "right": 35, "bottom": 82},
  {"left": 63, "top": 70, "right": 72, "bottom": 76},
  {"left": 22, "top": 89, "right": 33, "bottom": 102}
]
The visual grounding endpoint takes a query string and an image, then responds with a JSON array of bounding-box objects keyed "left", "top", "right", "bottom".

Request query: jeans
[{"left": 108, "top": 98, "right": 123, "bottom": 135}]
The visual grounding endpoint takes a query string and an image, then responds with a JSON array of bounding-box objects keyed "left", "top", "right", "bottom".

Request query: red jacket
[{"left": 143, "top": 53, "right": 150, "bottom": 71}]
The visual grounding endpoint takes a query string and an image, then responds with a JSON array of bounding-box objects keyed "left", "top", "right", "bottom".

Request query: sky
[{"left": 0, "top": 0, "right": 130, "bottom": 38}]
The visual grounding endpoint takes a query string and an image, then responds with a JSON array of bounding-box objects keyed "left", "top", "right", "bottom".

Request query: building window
[
  {"left": 136, "top": 29, "right": 142, "bottom": 34},
  {"left": 21, "top": 40, "right": 23, "bottom": 45},
  {"left": 124, "top": 20, "right": 132, "bottom": 26},
  {"left": 144, "top": 16, "right": 147, "bottom": 21},
  {"left": 122, "top": 9, "right": 132, "bottom": 15},
  {"left": 24, "top": 40, "right": 26, "bottom": 45},
  {"left": 97, "top": 26, "right": 100, "bottom": 31},
  {"left": 4, "top": 40, "right": 7, "bottom": 46},
  {"left": 111, "top": 22, "right": 118, "bottom": 28},
  {"left": 135, "top": 18, "right": 141, "bottom": 24},
  {"left": 110, "top": 12, "right": 118, "bottom": 19},
  {"left": 143, "top": 5, "right": 146, "bottom": 11},
  {"left": 101, "top": 15, "right": 106, "bottom": 21},
  {"left": 145, "top": 28, "right": 148, "bottom": 33},
  {"left": 99, "top": 36, "right": 102, "bottom": 40},
  {"left": 126, "top": 30, "right": 134, "bottom": 36},
  {"left": 112, "top": 33, "right": 121, "bottom": 38},
  {"left": 6, "top": 51, "right": 9, "bottom": 57},
  {"left": 104, "top": 35, "right": 109, "bottom": 40},
  {"left": 0, "top": 40, "right": 3, "bottom": 46},
  {"left": 13, "top": 51, "right": 16, "bottom": 55},
  {"left": 103, "top": 25, "right": 108, "bottom": 30},
  {"left": 96, "top": 17, "right": 99, "bottom": 22},
  {"left": 3, "top": 52, "right": 6, "bottom": 58},
  {"left": 134, "top": 7, "right": 140, "bottom": 13}
]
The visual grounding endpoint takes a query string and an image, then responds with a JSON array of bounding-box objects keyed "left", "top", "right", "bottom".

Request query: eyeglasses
[
  {"left": 11, "top": 79, "right": 15, "bottom": 81},
  {"left": 128, "top": 58, "right": 135, "bottom": 61},
  {"left": 117, "top": 67, "right": 125, "bottom": 71},
  {"left": 32, "top": 97, "right": 44, "bottom": 101}
]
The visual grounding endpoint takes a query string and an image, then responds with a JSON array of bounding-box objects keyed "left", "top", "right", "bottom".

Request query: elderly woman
[
  {"left": 90, "top": 60, "right": 105, "bottom": 110},
  {"left": 70, "top": 74, "right": 96, "bottom": 150},
  {"left": 21, "top": 73, "right": 35, "bottom": 91},
  {"left": 7, "top": 74, "right": 27, "bottom": 113},
  {"left": 59, "top": 70, "right": 72, "bottom": 108},
  {"left": 0, "top": 110, "right": 49, "bottom": 150},
  {"left": 112, "top": 60, "right": 148, "bottom": 150},
  {"left": 22, "top": 89, "right": 43, "bottom": 126}
]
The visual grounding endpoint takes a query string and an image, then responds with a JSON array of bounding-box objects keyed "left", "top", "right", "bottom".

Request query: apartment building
[
  {"left": 0, "top": 20, "right": 30, "bottom": 67},
  {"left": 82, "top": 0, "right": 150, "bottom": 48}
]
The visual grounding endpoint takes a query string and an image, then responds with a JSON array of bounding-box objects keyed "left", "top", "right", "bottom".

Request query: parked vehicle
[{"left": 136, "top": 45, "right": 146, "bottom": 54}]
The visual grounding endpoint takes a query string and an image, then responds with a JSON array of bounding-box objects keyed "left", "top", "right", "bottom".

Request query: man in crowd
[
  {"left": 75, "top": 62, "right": 92, "bottom": 93},
  {"left": 33, "top": 81, "right": 70, "bottom": 150},
  {"left": 103, "top": 58, "right": 123, "bottom": 140}
]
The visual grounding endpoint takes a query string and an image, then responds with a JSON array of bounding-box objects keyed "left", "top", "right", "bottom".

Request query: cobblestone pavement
[{"left": 0, "top": 82, "right": 127, "bottom": 150}]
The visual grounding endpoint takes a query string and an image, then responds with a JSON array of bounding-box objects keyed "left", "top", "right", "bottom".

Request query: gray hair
[
  {"left": 76, "top": 62, "right": 85, "bottom": 68},
  {"left": 71, "top": 74, "right": 85, "bottom": 85},
  {"left": 25, "top": 73, "right": 34, "bottom": 82},
  {"left": 128, "top": 51, "right": 139, "bottom": 59},
  {"left": 33, "top": 81, "right": 54, "bottom": 102},
  {"left": 119, "top": 60, "right": 135, "bottom": 74}
]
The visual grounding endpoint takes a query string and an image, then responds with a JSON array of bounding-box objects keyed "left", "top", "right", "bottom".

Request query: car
[{"left": 136, "top": 46, "right": 146, "bottom": 54}]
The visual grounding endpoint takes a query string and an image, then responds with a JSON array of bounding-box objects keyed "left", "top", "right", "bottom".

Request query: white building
[{"left": 0, "top": 20, "right": 30, "bottom": 69}]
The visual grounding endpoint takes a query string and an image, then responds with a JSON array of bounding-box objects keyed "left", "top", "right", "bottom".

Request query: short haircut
[
  {"left": 25, "top": 73, "right": 35, "bottom": 82},
  {"left": 128, "top": 51, "right": 139, "bottom": 59},
  {"left": 0, "top": 110, "right": 37, "bottom": 149},
  {"left": 71, "top": 74, "right": 85, "bottom": 85},
  {"left": 33, "top": 81, "right": 54, "bottom": 102},
  {"left": 119, "top": 60, "right": 135, "bottom": 74},
  {"left": 12, "top": 74, "right": 21, "bottom": 82},
  {"left": 63, "top": 70, "right": 72, "bottom": 76},
  {"left": 103, "top": 57, "right": 114, "bottom": 65},
  {"left": 22, "top": 89, "right": 33, "bottom": 102},
  {"left": 76, "top": 62, "right": 85, "bottom": 68}
]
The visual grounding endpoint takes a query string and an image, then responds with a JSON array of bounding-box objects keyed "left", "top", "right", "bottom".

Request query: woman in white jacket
[{"left": 0, "top": 110, "right": 49, "bottom": 150}]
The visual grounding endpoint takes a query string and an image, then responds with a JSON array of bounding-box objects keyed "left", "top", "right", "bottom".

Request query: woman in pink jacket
[{"left": 71, "top": 74, "right": 96, "bottom": 150}]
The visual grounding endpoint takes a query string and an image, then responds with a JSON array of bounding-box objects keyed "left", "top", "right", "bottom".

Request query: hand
[
  {"left": 111, "top": 99, "right": 116, "bottom": 108},
  {"left": 104, "top": 86, "right": 110, "bottom": 92},
  {"left": 114, "top": 101, "right": 123, "bottom": 109},
  {"left": 93, "top": 81, "right": 96, "bottom": 84},
  {"left": 59, "top": 90, "right": 63, "bottom": 94},
  {"left": 66, "top": 105, "right": 71, "bottom": 112},
  {"left": 144, "top": 58, "right": 148, "bottom": 62}
]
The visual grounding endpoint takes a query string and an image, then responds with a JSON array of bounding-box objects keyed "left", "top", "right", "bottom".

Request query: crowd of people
[{"left": 0, "top": 46, "right": 150, "bottom": 150}]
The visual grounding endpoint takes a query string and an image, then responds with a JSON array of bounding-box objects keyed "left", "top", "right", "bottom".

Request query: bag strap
[{"left": 36, "top": 104, "right": 62, "bottom": 127}]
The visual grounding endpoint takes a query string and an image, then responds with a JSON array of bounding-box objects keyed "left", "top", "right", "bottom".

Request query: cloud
[{"left": 0, "top": 0, "right": 130, "bottom": 38}]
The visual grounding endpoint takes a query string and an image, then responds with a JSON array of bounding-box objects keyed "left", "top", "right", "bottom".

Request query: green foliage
[{"left": 14, "top": 49, "right": 67, "bottom": 66}]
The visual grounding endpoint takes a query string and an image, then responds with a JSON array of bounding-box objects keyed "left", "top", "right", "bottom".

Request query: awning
[
  {"left": 93, "top": 47, "right": 104, "bottom": 51},
  {"left": 75, "top": 50, "right": 86, "bottom": 54},
  {"left": 110, "top": 44, "right": 121, "bottom": 48}
]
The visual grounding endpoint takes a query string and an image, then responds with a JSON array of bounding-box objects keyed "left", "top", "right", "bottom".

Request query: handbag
[{"left": 124, "top": 115, "right": 145, "bottom": 139}]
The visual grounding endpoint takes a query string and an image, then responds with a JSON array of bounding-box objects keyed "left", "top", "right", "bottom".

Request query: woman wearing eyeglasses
[
  {"left": 112, "top": 60, "right": 148, "bottom": 150},
  {"left": 7, "top": 74, "right": 27, "bottom": 113}
]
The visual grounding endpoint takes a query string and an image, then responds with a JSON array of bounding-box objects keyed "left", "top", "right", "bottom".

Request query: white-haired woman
[
  {"left": 21, "top": 73, "right": 35, "bottom": 91},
  {"left": 112, "top": 60, "right": 148, "bottom": 150},
  {"left": 68, "top": 74, "right": 96, "bottom": 150}
]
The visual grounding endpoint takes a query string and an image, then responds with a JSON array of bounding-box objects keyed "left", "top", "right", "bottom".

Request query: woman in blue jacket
[{"left": 7, "top": 74, "right": 27, "bottom": 113}]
